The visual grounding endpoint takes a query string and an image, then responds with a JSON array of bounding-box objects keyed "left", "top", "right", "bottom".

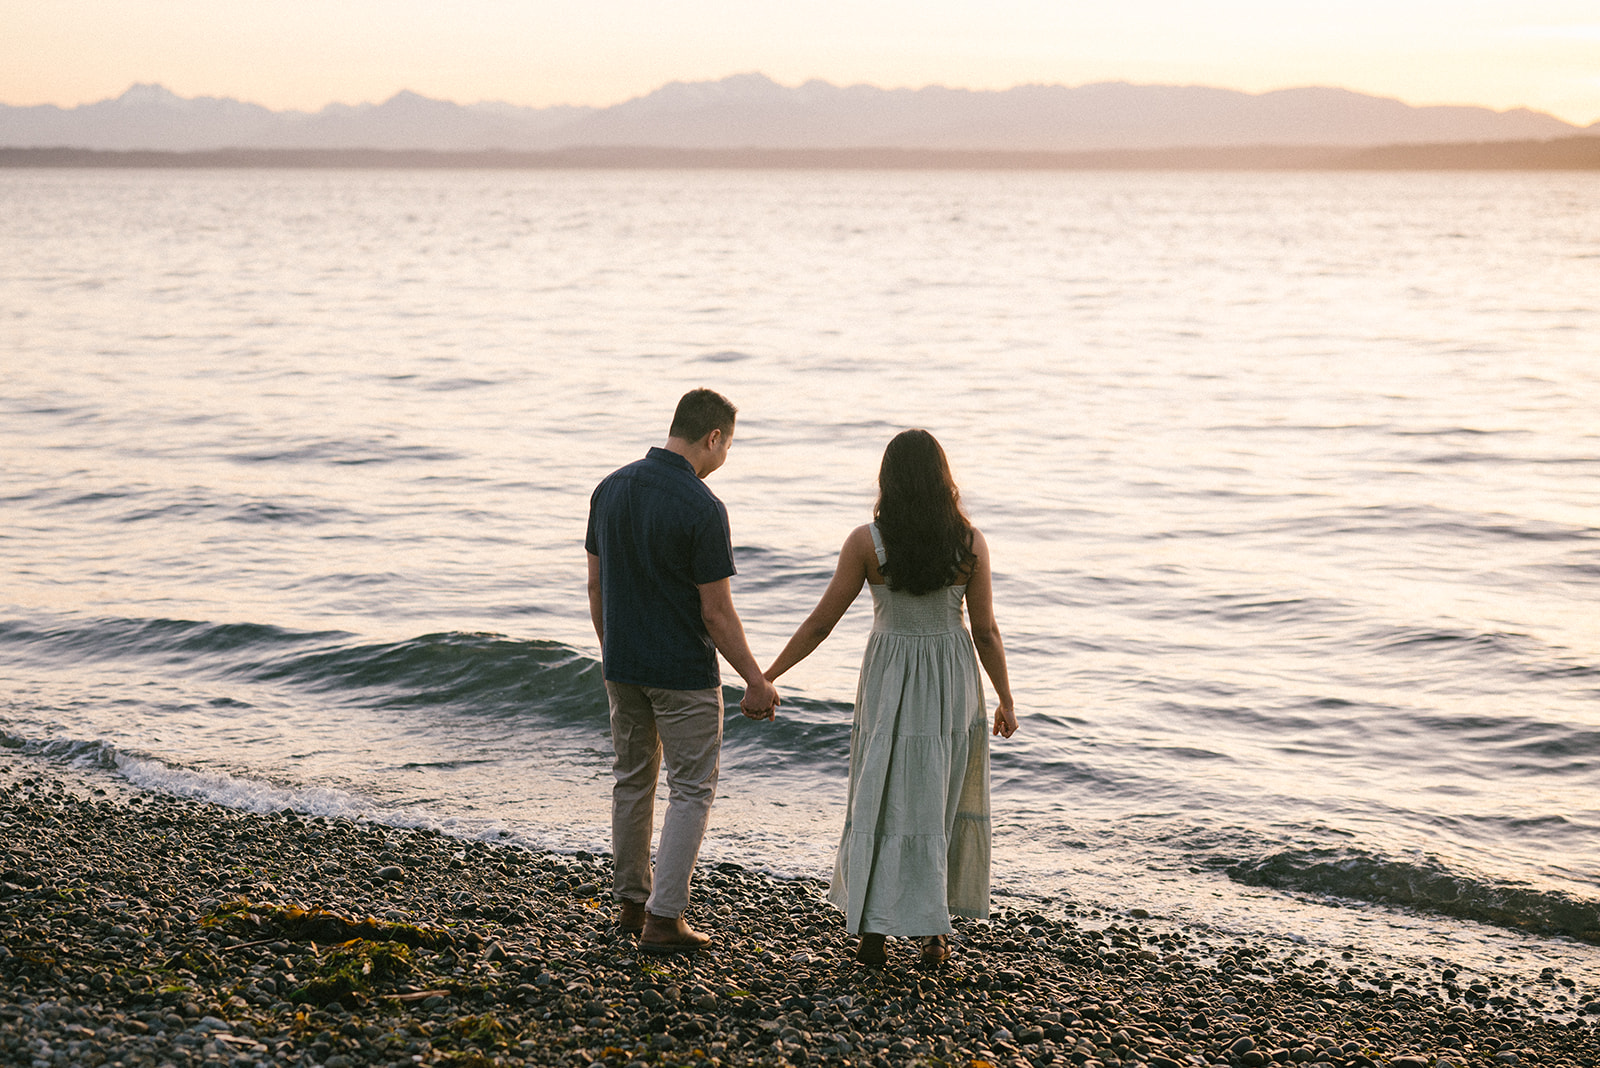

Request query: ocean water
[{"left": 2, "top": 167, "right": 1597, "bottom": 989}]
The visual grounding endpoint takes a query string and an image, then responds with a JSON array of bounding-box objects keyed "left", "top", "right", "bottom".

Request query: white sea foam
[
  {"left": 115, "top": 751, "right": 377, "bottom": 820},
  {"left": 110, "top": 747, "right": 615, "bottom": 857}
]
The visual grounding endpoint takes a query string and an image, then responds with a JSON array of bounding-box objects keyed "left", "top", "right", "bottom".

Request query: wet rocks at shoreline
[{"left": 2, "top": 760, "right": 1598, "bottom": 1068}]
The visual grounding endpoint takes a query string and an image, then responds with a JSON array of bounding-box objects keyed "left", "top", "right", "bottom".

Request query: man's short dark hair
[{"left": 669, "top": 389, "right": 738, "bottom": 443}]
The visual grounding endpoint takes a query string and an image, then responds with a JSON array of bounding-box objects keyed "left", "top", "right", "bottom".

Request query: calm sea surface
[{"left": 2, "top": 168, "right": 1597, "bottom": 989}]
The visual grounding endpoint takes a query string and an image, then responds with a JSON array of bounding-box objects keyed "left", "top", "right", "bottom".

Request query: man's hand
[{"left": 740, "top": 677, "right": 779, "bottom": 721}]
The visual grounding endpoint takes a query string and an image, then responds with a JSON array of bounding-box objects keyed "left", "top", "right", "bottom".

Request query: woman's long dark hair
[{"left": 874, "top": 429, "right": 976, "bottom": 595}]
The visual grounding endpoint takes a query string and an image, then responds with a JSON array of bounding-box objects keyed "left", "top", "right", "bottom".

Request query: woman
[{"left": 763, "top": 429, "right": 1017, "bottom": 967}]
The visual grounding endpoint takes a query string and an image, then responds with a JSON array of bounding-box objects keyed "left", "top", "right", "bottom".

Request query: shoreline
[{"left": 3, "top": 756, "right": 1596, "bottom": 1068}]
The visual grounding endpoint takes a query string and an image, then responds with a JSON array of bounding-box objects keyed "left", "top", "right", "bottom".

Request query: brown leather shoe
[
  {"left": 918, "top": 934, "right": 949, "bottom": 967},
  {"left": 856, "top": 932, "right": 887, "bottom": 968},
  {"left": 617, "top": 900, "right": 647, "bottom": 933},
  {"left": 639, "top": 912, "right": 711, "bottom": 954}
]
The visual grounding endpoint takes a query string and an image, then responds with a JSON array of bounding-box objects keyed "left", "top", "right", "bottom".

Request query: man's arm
[
  {"left": 698, "top": 578, "right": 779, "bottom": 719},
  {"left": 586, "top": 552, "right": 604, "bottom": 644}
]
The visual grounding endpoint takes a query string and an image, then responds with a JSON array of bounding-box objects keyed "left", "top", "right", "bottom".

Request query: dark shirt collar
[{"left": 646, "top": 446, "right": 697, "bottom": 475}]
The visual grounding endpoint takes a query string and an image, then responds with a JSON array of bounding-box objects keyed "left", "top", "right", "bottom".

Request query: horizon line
[{"left": 5, "top": 73, "right": 1584, "bottom": 126}]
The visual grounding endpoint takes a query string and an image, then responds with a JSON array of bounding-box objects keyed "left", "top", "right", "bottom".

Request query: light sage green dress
[{"left": 828, "top": 522, "right": 992, "bottom": 935}]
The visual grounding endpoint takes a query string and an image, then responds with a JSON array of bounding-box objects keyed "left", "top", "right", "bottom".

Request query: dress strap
[{"left": 868, "top": 523, "right": 889, "bottom": 568}]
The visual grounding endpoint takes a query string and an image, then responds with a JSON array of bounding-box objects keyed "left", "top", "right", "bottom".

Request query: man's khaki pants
[{"left": 605, "top": 681, "right": 723, "bottom": 919}]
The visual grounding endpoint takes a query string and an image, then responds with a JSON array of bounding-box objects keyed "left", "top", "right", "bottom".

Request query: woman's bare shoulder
[
  {"left": 842, "top": 523, "right": 878, "bottom": 557},
  {"left": 846, "top": 523, "right": 884, "bottom": 583}
]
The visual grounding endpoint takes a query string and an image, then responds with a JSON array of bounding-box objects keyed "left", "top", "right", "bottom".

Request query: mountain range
[{"left": 2, "top": 74, "right": 1593, "bottom": 153}]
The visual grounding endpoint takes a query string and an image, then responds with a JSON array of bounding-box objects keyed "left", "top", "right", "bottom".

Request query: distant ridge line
[{"left": 5, "top": 141, "right": 1600, "bottom": 170}]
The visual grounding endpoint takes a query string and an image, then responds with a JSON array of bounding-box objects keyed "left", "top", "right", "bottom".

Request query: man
[{"left": 585, "top": 388, "right": 778, "bottom": 953}]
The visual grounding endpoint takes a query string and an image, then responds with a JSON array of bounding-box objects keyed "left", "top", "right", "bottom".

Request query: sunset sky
[{"left": 6, "top": 0, "right": 1599, "bottom": 126}]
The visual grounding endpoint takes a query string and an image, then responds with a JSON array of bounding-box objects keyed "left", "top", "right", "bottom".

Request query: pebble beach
[{"left": 3, "top": 757, "right": 1597, "bottom": 1068}]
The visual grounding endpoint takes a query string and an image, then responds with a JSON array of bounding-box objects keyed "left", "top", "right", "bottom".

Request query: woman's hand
[{"left": 992, "top": 703, "right": 1018, "bottom": 738}]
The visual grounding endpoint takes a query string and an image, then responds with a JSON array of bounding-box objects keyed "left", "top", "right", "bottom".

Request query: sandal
[
  {"left": 856, "top": 932, "right": 887, "bottom": 968},
  {"left": 919, "top": 934, "right": 949, "bottom": 967}
]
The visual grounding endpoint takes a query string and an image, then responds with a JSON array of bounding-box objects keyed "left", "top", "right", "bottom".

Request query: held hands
[
  {"left": 992, "top": 703, "right": 1018, "bottom": 738},
  {"left": 740, "top": 676, "right": 779, "bottom": 721}
]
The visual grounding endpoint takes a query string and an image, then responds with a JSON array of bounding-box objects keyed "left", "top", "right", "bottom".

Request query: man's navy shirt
[{"left": 586, "top": 447, "right": 736, "bottom": 690}]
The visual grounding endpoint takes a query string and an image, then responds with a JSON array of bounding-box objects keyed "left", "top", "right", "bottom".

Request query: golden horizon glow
[{"left": 4, "top": 1, "right": 1598, "bottom": 127}]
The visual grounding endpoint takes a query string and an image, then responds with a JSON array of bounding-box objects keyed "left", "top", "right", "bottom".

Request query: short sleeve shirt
[{"left": 585, "top": 447, "right": 736, "bottom": 690}]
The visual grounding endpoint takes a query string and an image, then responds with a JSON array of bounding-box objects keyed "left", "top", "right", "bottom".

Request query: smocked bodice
[
  {"left": 868, "top": 581, "right": 967, "bottom": 635},
  {"left": 866, "top": 523, "right": 967, "bottom": 636}
]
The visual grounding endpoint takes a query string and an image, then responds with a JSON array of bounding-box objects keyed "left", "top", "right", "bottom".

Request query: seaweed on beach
[
  {"left": 288, "top": 939, "right": 416, "bottom": 1006},
  {"left": 203, "top": 898, "right": 460, "bottom": 949},
  {"left": 448, "top": 1012, "right": 514, "bottom": 1050}
]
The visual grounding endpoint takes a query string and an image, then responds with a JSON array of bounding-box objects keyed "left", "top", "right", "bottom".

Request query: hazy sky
[{"left": 7, "top": 0, "right": 1599, "bottom": 125}]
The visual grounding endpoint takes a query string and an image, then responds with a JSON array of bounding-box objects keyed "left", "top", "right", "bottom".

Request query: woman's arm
[
  {"left": 965, "top": 528, "right": 1018, "bottom": 738},
  {"left": 763, "top": 526, "right": 873, "bottom": 682}
]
